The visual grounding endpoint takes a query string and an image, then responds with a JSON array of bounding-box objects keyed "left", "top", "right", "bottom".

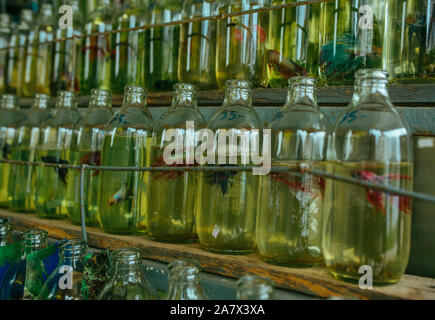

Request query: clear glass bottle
[
  {"left": 144, "top": 0, "right": 182, "bottom": 92},
  {"left": 267, "top": 0, "right": 320, "bottom": 88},
  {"left": 110, "top": 0, "right": 147, "bottom": 94},
  {"left": 0, "top": 95, "right": 24, "bottom": 208},
  {"left": 5, "top": 10, "right": 33, "bottom": 96},
  {"left": 318, "top": 0, "right": 385, "bottom": 85},
  {"left": 0, "top": 229, "right": 48, "bottom": 300},
  {"left": 51, "top": 0, "right": 83, "bottom": 95},
  {"left": 0, "top": 13, "right": 11, "bottom": 93},
  {"left": 196, "top": 80, "right": 263, "bottom": 254},
  {"left": 66, "top": 89, "right": 113, "bottom": 226},
  {"left": 98, "top": 248, "right": 159, "bottom": 300},
  {"left": 178, "top": 0, "right": 218, "bottom": 90},
  {"left": 166, "top": 259, "right": 207, "bottom": 300},
  {"left": 79, "top": 0, "right": 112, "bottom": 95},
  {"left": 257, "top": 77, "right": 329, "bottom": 267},
  {"left": 21, "top": 4, "right": 56, "bottom": 97},
  {"left": 382, "top": 0, "right": 435, "bottom": 83},
  {"left": 9, "top": 94, "right": 52, "bottom": 212},
  {"left": 323, "top": 69, "right": 413, "bottom": 284},
  {"left": 236, "top": 275, "right": 274, "bottom": 300},
  {"left": 216, "top": 0, "right": 271, "bottom": 89},
  {"left": 0, "top": 219, "right": 13, "bottom": 247},
  {"left": 34, "top": 91, "right": 81, "bottom": 219},
  {"left": 99, "top": 86, "right": 153, "bottom": 234},
  {"left": 148, "top": 83, "right": 206, "bottom": 243},
  {"left": 38, "top": 239, "right": 87, "bottom": 300}
]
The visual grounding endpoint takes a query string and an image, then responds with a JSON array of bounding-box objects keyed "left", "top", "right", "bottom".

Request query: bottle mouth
[
  {"left": 124, "top": 85, "right": 147, "bottom": 95},
  {"left": 114, "top": 247, "right": 141, "bottom": 262},
  {"left": 169, "top": 259, "right": 201, "bottom": 281},
  {"left": 60, "top": 239, "right": 87, "bottom": 257},
  {"left": 289, "top": 76, "right": 316, "bottom": 87},
  {"left": 356, "top": 69, "right": 389, "bottom": 81},
  {"left": 21, "top": 229, "right": 48, "bottom": 247},
  {"left": 225, "top": 79, "right": 251, "bottom": 90},
  {"left": 1, "top": 94, "right": 18, "bottom": 108},
  {"left": 174, "top": 83, "right": 197, "bottom": 93},
  {"left": 237, "top": 275, "right": 274, "bottom": 290},
  {"left": 33, "top": 94, "right": 51, "bottom": 108},
  {"left": 91, "top": 89, "right": 112, "bottom": 98},
  {"left": 0, "top": 222, "right": 11, "bottom": 237}
]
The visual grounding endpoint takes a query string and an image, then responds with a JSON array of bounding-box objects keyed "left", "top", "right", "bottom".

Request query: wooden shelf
[
  {"left": 17, "top": 84, "right": 435, "bottom": 108},
  {"left": 1, "top": 209, "right": 434, "bottom": 300}
]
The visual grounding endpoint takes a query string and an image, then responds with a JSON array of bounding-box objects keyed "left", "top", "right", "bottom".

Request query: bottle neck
[
  {"left": 358, "top": 80, "right": 390, "bottom": 99},
  {"left": 283, "top": 84, "right": 317, "bottom": 111},
  {"left": 223, "top": 87, "right": 253, "bottom": 109},
  {"left": 89, "top": 92, "right": 112, "bottom": 110},
  {"left": 39, "top": 5, "right": 53, "bottom": 20},
  {"left": 56, "top": 93, "right": 77, "bottom": 110},
  {"left": 122, "top": 93, "right": 147, "bottom": 111},
  {"left": 169, "top": 85, "right": 198, "bottom": 110},
  {"left": 113, "top": 259, "right": 144, "bottom": 281},
  {"left": 21, "top": 230, "right": 48, "bottom": 258},
  {"left": 33, "top": 95, "right": 50, "bottom": 109},
  {"left": 237, "top": 276, "right": 274, "bottom": 300},
  {"left": 1, "top": 95, "right": 18, "bottom": 110}
]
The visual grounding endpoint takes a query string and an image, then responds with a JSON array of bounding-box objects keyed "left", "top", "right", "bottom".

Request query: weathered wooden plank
[
  {"left": 17, "top": 84, "right": 435, "bottom": 108},
  {"left": 2, "top": 209, "right": 434, "bottom": 300}
]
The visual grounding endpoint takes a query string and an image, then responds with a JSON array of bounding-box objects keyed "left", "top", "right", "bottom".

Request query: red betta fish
[
  {"left": 79, "top": 151, "right": 101, "bottom": 177},
  {"left": 351, "top": 170, "right": 413, "bottom": 215},
  {"left": 151, "top": 155, "right": 198, "bottom": 181}
]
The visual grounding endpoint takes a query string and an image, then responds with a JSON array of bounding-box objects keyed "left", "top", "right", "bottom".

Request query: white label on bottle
[
  {"left": 359, "top": 4, "right": 374, "bottom": 56},
  {"left": 212, "top": 225, "right": 221, "bottom": 239},
  {"left": 418, "top": 138, "right": 435, "bottom": 148}
]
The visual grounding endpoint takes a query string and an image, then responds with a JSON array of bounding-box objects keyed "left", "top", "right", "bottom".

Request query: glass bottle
[
  {"left": 98, "top": 248, "right": 159, "bottom": 300},
  {"left": 0, "top": 95, "right": 24, "bottom": 208},
  {"left": 144, "top": 0, "right": 182, "bottom": 92},
  {"left": 267, "top": 0, "right": 320, "bottom": 88},
  {"left": 110, "top": 0, "right": 147, "bottom": 94},
  {"left": 9, "top": 94, "right": 52, "bottom": 213},
  {"left": 196, "top": 80, "right": 263, "bottom": 254},
  {"left": 0, "top": 229, "right": 48, "bottom": 300},
  {"left": 5, "top": 10, "right": 33, "bottom": 96},
  {"left": 21, "top": 4, "right": 56, "bottom": 97},
  {"left": 382, "top": 0, "right": 435, "bottom": 83},
  {"left": 0, "top": 219, "right": 13, "bottom": 247},
  {"left": 51, "top": 0, "right": 83, "bottom": 95},
  {"left": 178, "top": 0, "right": 218, "bottom": 90},
  {"left": 323, "top": 69, "right": 413, "bottom": 284},
  {"left": 79, "top": 0, "right": 112, "bottom": 95},
  {"left": 38, "top": 239, "right": 87, "bottom": 300},
  {"left": 236, "top": 275, "right": 274, "bottom": 300},
  {"left": 166, "top": 259, "right": 207, "bottom": 300},
  {"left": 66, "top": 89, "right": 113, "bottom": 226},
  {"left": 216, "top": 0, "right": 271, "bottom": 89},
  {"left": 148, "top": 83, "right": 206, "bottom": 243},
  {"left": 0, "top": 14, "right": 11, "bottom": 93},
  {"left": 34, "top": 91, "right": 81, "bottom": 219},
  {"left": 99, "top": 86, "right": 153, "bottom": 234},
  {"left": 257, "top": 77, "right": 329, "bottom": 267}
]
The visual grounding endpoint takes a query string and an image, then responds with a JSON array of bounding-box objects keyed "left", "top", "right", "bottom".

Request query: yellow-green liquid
[
  {"left": 0, "top": 127, "right": 17, "bottom": 208},
  {"left": 267, "top": 1, "right": 320, "bottom": 88},
  {"left": 216, "top": 2, "right": 269, "bottom": 88},
  {"left": 147, "top": 137, "right": 198, "bottom": 243},
  {"left": 257, "top": 161, "right": 325, "bottom": 267},
  {"left": 178, "top": 19, "right": 217, "bottom": 89},
  {"left": 66, "top": 150, "right": 101, "bottom": 227},
  {"left": 98, "top": 133, "right": 151, "bottom": 235},
  {"left": 8, "top": 128, "right": 39, "bottom": 212},
  {"left": 196, "top": 167, "right": 259, "bottom": 255},
  {"left": 34, "top": 149, "right": 69, "bottom": 219},
  {"left": 323, "top": 161, "right": 413, "bottom": 284}
]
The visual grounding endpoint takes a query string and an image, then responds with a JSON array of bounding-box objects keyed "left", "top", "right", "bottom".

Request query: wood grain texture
[
  {"left": 2, "top": 209, "right": 434, "bottom": 300},
  {"left": 17, "top": 84, "right": 435, "bottom": 108}
]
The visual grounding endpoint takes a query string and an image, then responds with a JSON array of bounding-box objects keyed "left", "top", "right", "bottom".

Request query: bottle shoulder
[{"left": 208, "top": 105, "right": 263, "bottom": 130}]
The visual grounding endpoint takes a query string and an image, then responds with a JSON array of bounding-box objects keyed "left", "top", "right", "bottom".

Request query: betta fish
[
  {"left": 41, "top": 156, "right": 69, "bottom": 185},
  {"left": 351, "top": 170, "right": 413, "bottom": 215},
  {"left": 151, "top": 155, "right": 198, "bottom": 181},
  {"left": 2, "top": 143, "right": 10, "bottom": 160},
  {"left": 80, "top": 152, "right": 101, "bottom": 177},
  {"left": 268, "top": 50, "right": 308, "bottom": 79},
  {"left": 205, "top": 166, "right": 238, "bottom": 196},
  {"left": 107, "top": 183, "right": 132, "bottom": 207}
]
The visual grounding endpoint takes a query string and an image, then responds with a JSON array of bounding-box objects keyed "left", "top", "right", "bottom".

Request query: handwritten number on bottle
[
  {"left": 220, "top": 111, "right": 243, "bottom": 121},
  {"left": 339, "top": 110, "right": 360, "bottom": 125}
]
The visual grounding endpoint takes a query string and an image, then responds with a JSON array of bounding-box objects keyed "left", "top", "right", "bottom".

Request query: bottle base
[
  {"left": 149, "top": 235, "right": 197, "bottom": 244},
  {"left": 261, "top": 256, "right": 324, "bottom": 268},
  {"left": 200, "top": 246, "right": 255, "bottom": 255}
]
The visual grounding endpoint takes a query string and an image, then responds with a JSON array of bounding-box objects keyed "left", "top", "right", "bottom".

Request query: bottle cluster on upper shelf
[{"left": 0, "top": 0, "right": 434, "bottom": 99}]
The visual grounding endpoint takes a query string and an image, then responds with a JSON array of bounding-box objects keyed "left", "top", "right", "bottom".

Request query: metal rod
[
  {"left": 1, "top": 159, "right": 434, "bottom": 205},
  {"left": 79, "top": 164, "right": 88, "bottom": 243}
]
